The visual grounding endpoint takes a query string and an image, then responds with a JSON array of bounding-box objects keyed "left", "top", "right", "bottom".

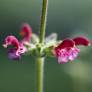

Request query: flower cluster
[
  {"left": 3, "top": 23, "right": 91, "bottom": 64},
  {"left": 3, "top": 23, "right": 32, "bottom": 60}
]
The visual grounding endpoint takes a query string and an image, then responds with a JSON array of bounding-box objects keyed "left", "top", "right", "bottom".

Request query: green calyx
[{"left": 23, "top": 33, "right": 61, "bottom": 58}]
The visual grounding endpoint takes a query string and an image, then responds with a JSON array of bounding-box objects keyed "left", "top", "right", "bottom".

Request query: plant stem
[
  {"left": 39, "top": 0, "right": 48, "bottom": 44},
  {"left": 36, "top": 0, "right": 48, "bottom": 92},
  {"left": 36, "top": 57, "right": 45, "bottom": 92}
]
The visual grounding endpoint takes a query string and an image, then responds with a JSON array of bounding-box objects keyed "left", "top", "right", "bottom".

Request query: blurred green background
[{"left": 0, "top": 0, "right": 92, "bottom": 92}]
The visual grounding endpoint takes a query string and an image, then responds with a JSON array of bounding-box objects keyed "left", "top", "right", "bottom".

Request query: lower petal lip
[{"left": 8, "top": 48, "right": 21, "bottom": 60}]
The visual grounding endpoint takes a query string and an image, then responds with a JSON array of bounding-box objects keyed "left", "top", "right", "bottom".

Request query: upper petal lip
[{"left": 73, "top": 36, "right": 91, "bottom": 46}]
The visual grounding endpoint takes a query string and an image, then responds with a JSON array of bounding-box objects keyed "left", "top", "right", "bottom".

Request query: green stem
[
  {"left": 36, "top": 57, "right": 45, "bottom": 92},
  {"left": 36, "top": 0, "right": 48, "bottom": 92},
  {"left": 39, "top": 0, "right": 48, "bottom": 44}
]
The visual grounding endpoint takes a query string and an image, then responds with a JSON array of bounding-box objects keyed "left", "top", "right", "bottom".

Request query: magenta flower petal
[
  {"left": 54, "top": 39, "right": 75, "bottom": 63},
  {"left": 16, "top": 43, "right": 27, "bottom": 56},
  {"left": 55, "top": 47, "right": 80, "bottom": 64},
  {"left": 3, "top": 35, "right": 19, "bottom": 49},
  {"left": 54, "top": 39, "right": 75, "bottom": 58},
  {"left": 20, "top": 23, "right": 32, "bottom": 42},
  {"left": 3, "top": 35, "right": 27, "bottom": 60},
  {"left": 57, "top": 49, "right": 69, "bottom": 64},
  {"left": 56, "top": 39, "right": 75, "bottom": 50},
  {"left": 68, "top": 47, "right": 80, "bottom": 61},
  {"left": 73, "top": 36, "right": 91, "bottom": 46}
]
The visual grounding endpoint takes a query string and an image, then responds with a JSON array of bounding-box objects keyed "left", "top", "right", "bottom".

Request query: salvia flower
[
  {"left": 20, "top": 23, "right": 32, "bottom": 42},
  {"left": 3, "top": 23, "right": 32, "bottom": 60},
  {"left": 3, "top": 35, "right": 27, "bottom": 60},
  {"left": 54, "top": 36, "right": 91, "bottom": 64}
]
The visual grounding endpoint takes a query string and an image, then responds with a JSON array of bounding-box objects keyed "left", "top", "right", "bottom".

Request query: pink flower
[
  {"left": 20, "top": 23, "right": 32, "bottom": 42},
  {"left": 3, "top": 23, "right": 32, "bottom": 60},
  {"left": 3, "top": 35, "right": 27, "bottom": 60},
  {"left": 54, "top": 36, "right": 91, "bottom": 64}
]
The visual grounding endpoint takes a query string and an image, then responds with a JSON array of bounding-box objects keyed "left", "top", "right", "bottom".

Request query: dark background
[{"left": 0, "top": 0, "right": 92, "bottom": 92}]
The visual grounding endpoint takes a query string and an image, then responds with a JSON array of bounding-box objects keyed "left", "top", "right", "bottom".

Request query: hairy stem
[
  {"left": 36, "top": 57, "right": 45, "bottom": 92},
  {"left": 39, "top": 0, "right": 48, "bottom": 44}
]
